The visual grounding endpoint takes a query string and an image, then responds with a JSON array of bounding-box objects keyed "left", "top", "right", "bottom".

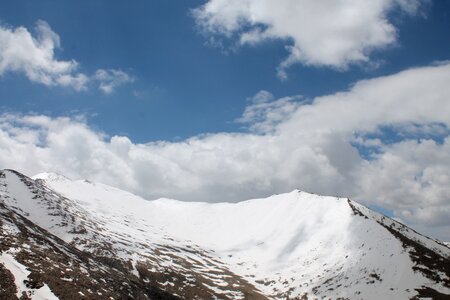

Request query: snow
[
  {"left": 0, "top": 251, "right": 58, "bottom": 299},
  {"left": 0, "top": 170, "right": 445, "bottom": 299},
  {"left": 1, "top": 171, "right": 59, "bottom": 230},
  {"left": 351, "top": 201, "right": 450, "bottom": 258}
]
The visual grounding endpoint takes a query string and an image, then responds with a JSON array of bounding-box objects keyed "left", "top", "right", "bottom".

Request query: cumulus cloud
[
  {"left": 0, "top": 62, "right": 449, "bottom": 240},
  {"left": 192, "top": 0, "right": 427, "bottom": 78},
  {"left": 0, "top": 20, "right": 88, "bottom": 90},
  {"left": 0, "top": 20, "right": 133, "bottom": 93},
  {"left": 352, "top": 138, "right": 450, "bottom": 239}
]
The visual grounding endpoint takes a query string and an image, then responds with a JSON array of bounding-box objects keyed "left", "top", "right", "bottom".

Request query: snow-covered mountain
[{"left": 0, "top": 169, "right": 449, "bottom": 299}]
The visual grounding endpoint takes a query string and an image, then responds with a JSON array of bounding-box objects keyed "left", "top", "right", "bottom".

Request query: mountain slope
[
  {"left": 1, "top": 169, "right": 449, "bottom": 299},
  {"left": 0, "top": 175, "right": 177, "bottom": 299},
  {"left": 1, "top": 170, "right": 265, "bottom": 299}
]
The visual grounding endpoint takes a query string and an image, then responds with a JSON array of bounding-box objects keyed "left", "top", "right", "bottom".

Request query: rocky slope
[{"left": 0, "top": 169, "right": 449, "bottom": 299}]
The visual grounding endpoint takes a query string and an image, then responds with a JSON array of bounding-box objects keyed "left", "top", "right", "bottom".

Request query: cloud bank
[
  {"left": 0, "top": 20, "right": 132, "bottom": 93},
  {"left": 0, "top": 62, "right": 449, "bottom": 240},
  {"left": 193, "top": 0, "right": 427, "bottom": 78}
]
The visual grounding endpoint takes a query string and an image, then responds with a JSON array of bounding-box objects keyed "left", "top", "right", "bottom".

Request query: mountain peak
[{"left": 32, "top": 171, "right": 72, "bottom": 182}]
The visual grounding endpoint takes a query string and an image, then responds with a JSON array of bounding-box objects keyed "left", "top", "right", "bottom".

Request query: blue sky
[
  {"left": 1, "top": 0, "right": 450, "bottom": 240},
  {"left": 0, "top": 0, "right": 449, "bottom": 142}
]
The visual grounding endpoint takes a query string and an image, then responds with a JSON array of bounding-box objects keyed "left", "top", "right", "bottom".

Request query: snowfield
[{"left": 0, "top": 169, "right": 449, "bottom": 299}]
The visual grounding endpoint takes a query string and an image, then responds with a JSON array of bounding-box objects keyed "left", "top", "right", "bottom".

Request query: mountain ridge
[{"left": 1, "top": 169, "right": 449, "bottom": 299}]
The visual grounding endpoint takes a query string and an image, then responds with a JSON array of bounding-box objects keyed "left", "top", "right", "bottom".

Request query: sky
[{"left": 0, "top": 0, "right": 450, "bottom": 240}]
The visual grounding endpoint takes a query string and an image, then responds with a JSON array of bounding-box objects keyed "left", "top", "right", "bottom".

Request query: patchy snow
[
  {"left": 0, "top": 251, "right": 58, "bottom": 299},
  {"left": 2, "top": 171, "right": 66, "bottom": 232}
]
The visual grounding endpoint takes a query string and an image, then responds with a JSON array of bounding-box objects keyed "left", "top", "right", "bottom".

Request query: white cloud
[
  {"left": 193, "top": 0, "right": 426, "bottom": 78},
  {"left": 0, "top": 20, "right": 133, "bottom": 93},
  {"left": 353, "top": 138, "right": 450, "bottom": 238},
  {"left": 236, "top": 90, "right": 303, "bottom": 134},
  {"left": 0, "top": 62, "right": 449, "bottom": 240},
  {"left": 94, "top": 69, "right": 134, "bottom": 94},
  {"left": 0, "top": 20, "right": 88, "bottom": 90}
]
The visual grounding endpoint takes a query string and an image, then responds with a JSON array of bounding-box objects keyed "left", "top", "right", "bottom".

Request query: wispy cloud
[
  {"left": 236, "top": 90, "right": 303, "bottom": 134},
  {"left": 192, "top": 0, "right": 427, "bottom": 79},
  {"left": 94, "top": 69, "right": 134, "bottom": 94},
  {"left": 0, "top": 20, "right": 133, "bottom": 93}
]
